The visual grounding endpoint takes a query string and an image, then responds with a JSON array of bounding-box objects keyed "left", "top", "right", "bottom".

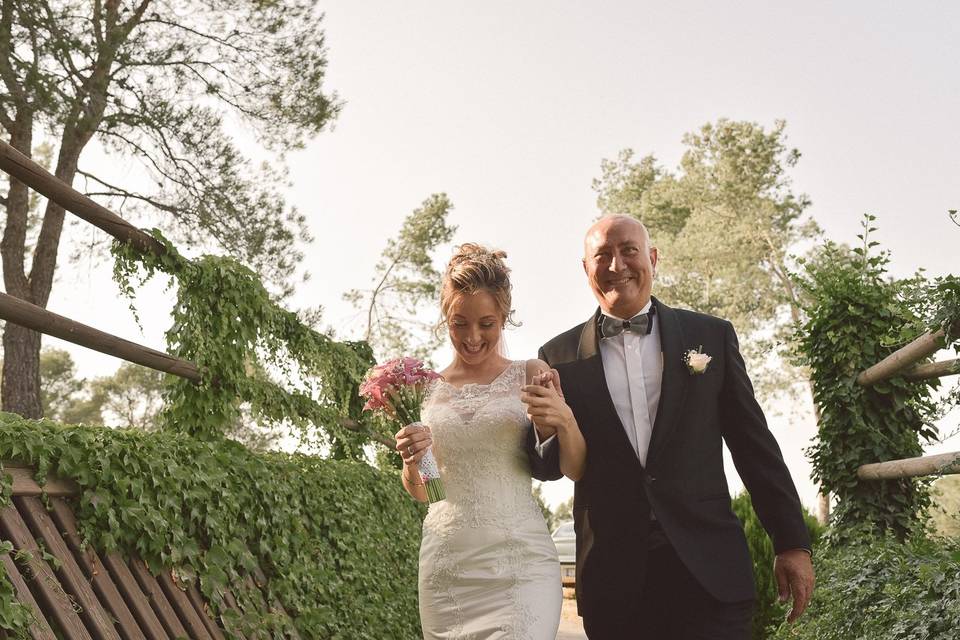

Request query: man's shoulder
[{"left": 540, "top": 322, "right": 588, "bottom": 366}]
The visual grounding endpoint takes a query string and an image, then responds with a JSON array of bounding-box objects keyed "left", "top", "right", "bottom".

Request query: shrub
[
  {"left": 731, "top": 492, "right": 824, "bottom": 640},
  {"left": 771, "top": 533, "right": 960, "bottom": 640},
  {"left": 0, "top": 413, "right": 424, "bottom": 639}
]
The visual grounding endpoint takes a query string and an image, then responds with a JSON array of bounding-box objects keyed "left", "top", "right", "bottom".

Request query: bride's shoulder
[{"left": 523, "top": 358, "right": 550, "bottom": 385}]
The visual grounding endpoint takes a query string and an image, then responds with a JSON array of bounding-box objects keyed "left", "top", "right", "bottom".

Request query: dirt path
[{"left": 556, "top": 589, "right": 586, "bottom": 640}]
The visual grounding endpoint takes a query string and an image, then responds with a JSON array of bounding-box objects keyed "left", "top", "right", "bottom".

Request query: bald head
[
  {"left": 582, "top": 214, "right": 658, "bottom": 318},
  {"left": 583, "top": 215, "right": 651, "bottom": 257}
]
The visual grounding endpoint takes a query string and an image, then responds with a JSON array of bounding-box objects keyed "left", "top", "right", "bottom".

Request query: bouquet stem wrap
[{"left": 409, "top": 422, "right": 446, "bottom": 503}]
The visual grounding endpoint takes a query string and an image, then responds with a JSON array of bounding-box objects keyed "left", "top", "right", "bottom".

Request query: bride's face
[{"left": 447, "top": 290, "right": 504, "bottom": 366}]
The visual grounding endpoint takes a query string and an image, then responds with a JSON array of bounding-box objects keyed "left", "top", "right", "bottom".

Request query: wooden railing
[
  {"left": 0, "top": 139, "right": 393, "bottom": 447},
  {"left": 1, "top": 461, "right": 304, "bottom": 639},
  {"left": 855, "top": 325, "right": 960, "bottom": 480}
]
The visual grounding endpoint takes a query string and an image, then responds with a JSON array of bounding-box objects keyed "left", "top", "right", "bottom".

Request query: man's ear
[
  {"left": 649, "top": 247, "right": 659, "bottom": 274},
  {"left": 582, "top": 258, "right": 588, "bottom": 275}
]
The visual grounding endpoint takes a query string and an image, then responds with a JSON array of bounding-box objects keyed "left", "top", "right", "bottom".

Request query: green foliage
[
  {"left": 771, "top": 533, "right": 960, "bottom": 640},
  {"left": 37, "top": 348, "right": 103, "bottom": 425},
  {"left": 112, "top": 229, "right": 377, "bottom": 451},
  {"left": 90, "top": 362, "right": 166, "bottom": 431},
  {"left": 531, "top": 483, "right": 554, "bottom": 531},
  {"left": 793, "top": 217, "right": 941, "bottom": 540},
  {"left": 731, "top": 492, "right": 824, "bottom": 640},
  {"left": 345, "top": 194, "right": 457, "bottom": 363},
  {"left": 0, "top": 413, "right": 424, "bottom": 639},
  {"left": 594, "top": 119, "right": 820, "bottom": 405},
  {"left": 2, "top": 0, "right": 339, "bottom": 294},
  {"left": 0, "top": 348, "right": 101, "bottom": 424},
  {"left": 552, "top": 496, "right": 573, "bottom": 527}
]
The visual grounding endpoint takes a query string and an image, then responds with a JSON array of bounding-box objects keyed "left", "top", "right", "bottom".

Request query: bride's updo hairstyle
[{"left": 439, "top": 243, "right": 517, "bottom": 329}]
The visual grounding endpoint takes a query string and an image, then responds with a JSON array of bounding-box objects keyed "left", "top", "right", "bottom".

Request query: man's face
[{"left": 582, "top": 217, "right": 658, "bottom": 318}]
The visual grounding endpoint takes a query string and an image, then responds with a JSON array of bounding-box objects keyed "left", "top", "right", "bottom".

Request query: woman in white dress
[{"left": 395, "top": 244, "right": 586, "bottom": 640}]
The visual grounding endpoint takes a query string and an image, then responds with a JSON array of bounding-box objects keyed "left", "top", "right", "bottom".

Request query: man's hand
[
  {"left": 775, "top": 548, "right": 815, "bottom": 623},
  {"left": 522, "top": 382, "right": 575, "bottom": 436},
  {"left": 527, "top": 368, "right": 565, "bottom": 439}
]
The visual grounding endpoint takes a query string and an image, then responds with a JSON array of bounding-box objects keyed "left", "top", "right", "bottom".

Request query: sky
[{"left": 37, "top": 0, "right": 960, "bottom": 511}]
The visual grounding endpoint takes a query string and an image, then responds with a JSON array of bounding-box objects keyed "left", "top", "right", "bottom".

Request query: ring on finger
[{"left": 407, "top": 446, "right": 414, "bottom": 456}]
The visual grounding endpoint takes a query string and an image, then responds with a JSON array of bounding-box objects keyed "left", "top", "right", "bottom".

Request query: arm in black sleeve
[{"left": 719, "top": 322, "right": 811, "bottom": 553}]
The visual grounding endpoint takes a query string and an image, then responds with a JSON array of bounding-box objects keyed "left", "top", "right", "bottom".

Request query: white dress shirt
[
  {"left": 534, "top": 301, "right": 662, "bottom": 466},
  {"left": 599, "top": 301, "right": 662, "bottom": 466}
]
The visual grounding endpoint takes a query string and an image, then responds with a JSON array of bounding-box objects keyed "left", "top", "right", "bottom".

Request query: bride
[{"left": 395, "top": 243, "right": 586, "bottom": 639}]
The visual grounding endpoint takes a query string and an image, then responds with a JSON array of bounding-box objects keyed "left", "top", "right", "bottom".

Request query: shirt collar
[{"left": 604, "top": 300, "right": 653, "bottom": 323}]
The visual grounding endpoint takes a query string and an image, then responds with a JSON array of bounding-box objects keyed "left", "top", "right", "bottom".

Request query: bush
[
  {"left": 731, "top": 492, "right": 824, "bottom": 640},
  {"left": 771, "top": 533, "right": 960, "bottom": 640},
  {"left": 0, "top": 413, "right": 424, "bottom": 639}
]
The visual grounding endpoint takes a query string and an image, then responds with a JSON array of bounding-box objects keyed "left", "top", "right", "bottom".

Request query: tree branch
[
  {"left": 0, "top": 0, "right": 25, "bottom": 106},
  {"left": 77, "top": 169, "right": 180, "bottom": 214},
  {"left": 137, "top": 17, "right": 254, "bottom": 54}
]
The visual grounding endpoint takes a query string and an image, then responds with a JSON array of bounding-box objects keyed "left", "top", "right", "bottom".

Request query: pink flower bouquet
[{"left": 360, "top": 357, "right": 446, "bottom": 502}]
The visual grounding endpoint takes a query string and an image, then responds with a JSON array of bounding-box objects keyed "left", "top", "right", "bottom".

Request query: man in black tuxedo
[{"left": 526, "top": 215, "right": 814, "bottom": 639}]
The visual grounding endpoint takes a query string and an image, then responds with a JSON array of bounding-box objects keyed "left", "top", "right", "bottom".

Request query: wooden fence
[
  {"left": 855, "top": 326, "right": 960, "bottom": 481},
  {"left": 1, "top": 462, "right": 301, "bottom": 640}
]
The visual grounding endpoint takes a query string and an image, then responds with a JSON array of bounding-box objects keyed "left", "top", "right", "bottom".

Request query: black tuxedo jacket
[{"left": 527, "top": 297, "right": 810, "bottom": 618}]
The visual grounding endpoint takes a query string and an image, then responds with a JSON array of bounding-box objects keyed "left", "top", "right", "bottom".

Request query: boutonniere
[{"left": 683, "top": 346, "right": 712, "bottom": 375}]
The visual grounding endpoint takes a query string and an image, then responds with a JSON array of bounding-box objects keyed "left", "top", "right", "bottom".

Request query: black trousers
[{"left": 583, "top": 533, "right": 754, "bottom": 640}]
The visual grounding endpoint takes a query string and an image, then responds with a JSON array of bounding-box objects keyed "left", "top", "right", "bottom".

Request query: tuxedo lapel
[
  {"left": 575, "top": 309, "right": 645, "bottom": 470},
  {"left": 646, "top": 298, "right": 688, "bottom": 465},
  {"left": 576, "top": 309, "right": 601, "bottom": 360}
]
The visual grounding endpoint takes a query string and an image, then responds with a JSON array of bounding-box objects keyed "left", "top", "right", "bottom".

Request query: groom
[{"left": 526, "top": 215, "right": 814, "bottom": 639}]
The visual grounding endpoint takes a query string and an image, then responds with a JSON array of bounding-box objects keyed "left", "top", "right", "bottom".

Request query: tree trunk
[
  {"left": 0, "top": 30, "right": 113, "bottom": 416},
  {"left": 0, "top": 112, "right": 43, "bottom": 418},
  {"left": 817, "top": 491, "right": 830, "bottom": 525},
  {"left": 1, "top": 322, "right": 41, "bottom": 417}
]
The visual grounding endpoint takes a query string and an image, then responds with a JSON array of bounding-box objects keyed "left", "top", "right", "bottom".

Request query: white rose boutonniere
[{"left": 684, "top": 347, "right": 712, "bottom": 375}]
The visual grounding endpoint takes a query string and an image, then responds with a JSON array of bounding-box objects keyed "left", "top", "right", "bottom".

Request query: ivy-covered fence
[
  {"left": 0, "top": 109, "right": 417, "bottom": 638},
  {"left": 778, "top": 216, "right": 960, "bottom": 640},
  {"left": 0, "top": 414, "right": 424, "bottom": 639}
]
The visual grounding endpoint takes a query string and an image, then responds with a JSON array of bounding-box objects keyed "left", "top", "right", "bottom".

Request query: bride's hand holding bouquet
[{"left": 360, "top": 357, "right": 446, "bottom": 503}]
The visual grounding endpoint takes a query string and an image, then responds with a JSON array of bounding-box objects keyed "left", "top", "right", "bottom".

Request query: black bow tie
[{"left": 599, "top": 307, "right": 655, "bottom": 339}]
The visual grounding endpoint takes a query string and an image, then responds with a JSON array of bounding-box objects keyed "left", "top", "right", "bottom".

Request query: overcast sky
[{"left": 45, "top": 0, "right": 960, "bottom": 510}]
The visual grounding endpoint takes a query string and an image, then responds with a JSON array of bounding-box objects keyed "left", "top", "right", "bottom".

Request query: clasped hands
[{"left": 521, "top": 368, "right": 575, "bottom": 439}]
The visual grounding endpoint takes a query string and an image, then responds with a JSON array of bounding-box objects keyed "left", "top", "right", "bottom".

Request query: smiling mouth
[
  {"left": 464, "top": 343, "right": 485, "bottom": 354},
  {"left": 606, "top": 277, "right": 635, "bottom": 287}
]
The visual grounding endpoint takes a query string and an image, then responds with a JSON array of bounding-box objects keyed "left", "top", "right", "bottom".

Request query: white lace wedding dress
[{"left": 419, "top": 360, "right": 562, "bottom": 639}]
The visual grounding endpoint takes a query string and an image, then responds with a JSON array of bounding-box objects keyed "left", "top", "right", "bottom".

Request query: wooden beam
[
  {"left": 0, "top": 139, "right": 166, "bottom": 257},
  {"left": 902, "top": 358, "right": 960, "bottom": 381},
  {"left": 0, "top": 552, "right": 57, "bottom": 640},
  {"left": 857, "top": 328, "right": 946, "bottom": 386},
  {"left": 4, "top": 467, "right": 79, "bottom": 497},
  {"left": 48, "top": 498, "right": 151, "bottom": 640},
  {"left": 0, "top": 291, "right": 201, "bottom": 382},
  {"left": 128, "top": 558, "right": 190, "bottom": 639},
  {"left": 857, "top": 451, "right": 960, "bottom": 481},
  {"left": 0, "top": 506, "right": 95, "bottom": 640},
  {"left": 16, "top": 496, "right": 123, "bottom": 640}
]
